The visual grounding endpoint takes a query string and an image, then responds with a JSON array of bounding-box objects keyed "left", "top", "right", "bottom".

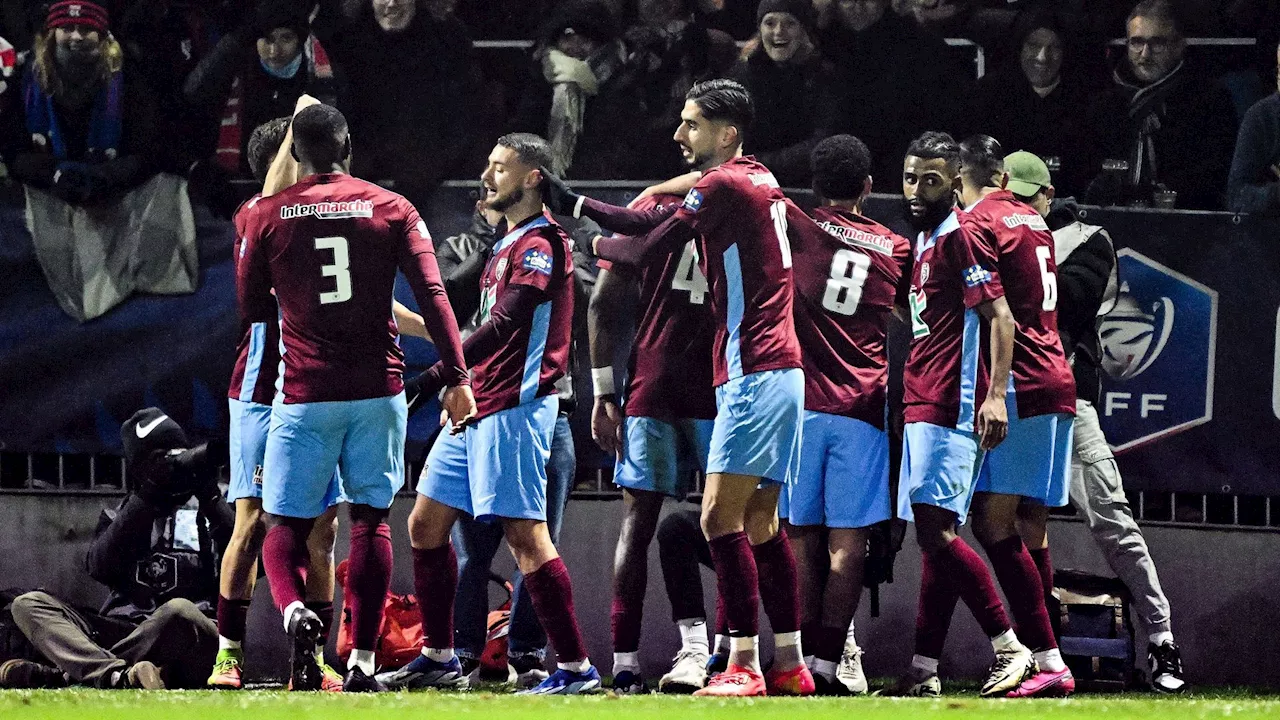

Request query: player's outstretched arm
[
  {"left": 592, "top": 212, "right": 695, "bottom": 267},
  {"left": 392, "top": 300, "right": 430, "bottom": 340},
  {"left": 539, "top": 166, "right": 677, "bottom": 235},
  {"left": 630, "top": 171, "right": 701, "bottom": 207},
  {"left": 261, "top": 94, "right": 322, "bottom": 196},
  {"left": 975, "top": 296, "right": 1014, "bottom": 450}
]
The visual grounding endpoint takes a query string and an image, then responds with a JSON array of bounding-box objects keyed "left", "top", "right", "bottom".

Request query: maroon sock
[
  {"left": 985, "top": 536, "right": 1057, "bottom": 651},
  {"left": 524, "top": 557, "right": 588, "bottom": 663},
  {"left": 262, "top": 523, "right": 309, "bottom": 614},
  {"left": 216, "top": 596, "right": 251, "bottom": 643},
  {"left": 751, "top": 529, "right": 800, "bottom": 634},
  {"left": 934, "top": 538, "right": 1010, "bottom": 639},
  {"left": 812, "top": 627, "right": 846, "bottom": 664},
  {"left": 411, "top": 544, "right": 457, "bottom": 650},
  {"left": 715, "top": 593, "right": 729, "bottom": 637},
  {"left": 915, "top": 549, "right": 961, "bottom": 659},
  {"left": 347, "top": 520, "right": 394, "bottom": 651},
  {"left": 305, "top": 601, "right": 334, "bottom": 645},
  {"left": 708, "top": 531, "right": 759, "bottom": 637},
  {"left": 1028, "top": 547, "right": 1054, "bottom": 604}
]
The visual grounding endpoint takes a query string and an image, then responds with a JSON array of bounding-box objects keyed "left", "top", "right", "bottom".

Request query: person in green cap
[{"left": 1005, "top": 149, "right": 1187, "bottom": 694}]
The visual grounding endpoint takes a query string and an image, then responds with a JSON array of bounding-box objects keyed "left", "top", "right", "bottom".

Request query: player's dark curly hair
[
  {"left": 247, "top": 116, "right": 291, "bottom": 185},
  {"left": 291, "top": 104, "right": 349, "bottom": 166},
  {"left": 959, "top": 134, "right": 1005, "bottom": 188},
  {"left": 811, "top": 134, "right": 871, "bottom": 201},
  {"left": 906, "top": 131, "right": 960, "bottom": 166},
  {"left": 497, "top": 132, "right": 554, "bottom": 171},
  {"left": 687, "top": 79, "right": 754, "bottom": 138}
]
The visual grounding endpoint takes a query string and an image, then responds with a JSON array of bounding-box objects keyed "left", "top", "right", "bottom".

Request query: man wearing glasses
[{"left": 1079, "top": 0, "right": 1236, "bottom": 210}]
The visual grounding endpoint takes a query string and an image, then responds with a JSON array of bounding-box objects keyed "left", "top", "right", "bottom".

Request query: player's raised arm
[
  {"left": 261, "top": 94, "right": 322, "bottom": 197},
  {"left": 540, "top": 166, "right": 679, "bottom": 236}
]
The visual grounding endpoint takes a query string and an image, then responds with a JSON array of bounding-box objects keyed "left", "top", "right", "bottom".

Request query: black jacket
[{"left": 1047, "top": 201, "right": 1116, "bottom": 406}]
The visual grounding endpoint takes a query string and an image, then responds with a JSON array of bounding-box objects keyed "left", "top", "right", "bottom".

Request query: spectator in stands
[
  {"left": 2, "top": 2, "right": 158, "bottom": 205},
  {"left": 184, "top": 0, "right": 337, "bottom": 180},
  {"left": 1227, "top": 42, "right": 1280, "bottom": 213},
  {"left": 505, "top": 0, "right": 653, "bottom": 180},
  {"left": 969, "top": 11, "right": 1095, "bottom": 195},
  {"left": 816, "top": 0, "right": 970, "bottom": 192},
  {"left": 312, "top": 0, "right": 477, "bottom": 210},
  {"left": 624, "top": 0, "right": 739, "bottom": 178},
  {"left": 1080, "top": 0, "right": 1237, "bottom": 209},
  {"left": 729, "top": 0, "right": 842, "bottom": 186},
  {"left": 0, "top": 410, "right": 226, "bottom": 690}
]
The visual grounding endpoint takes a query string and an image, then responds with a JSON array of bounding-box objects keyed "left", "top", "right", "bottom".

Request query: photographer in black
[{"left": 1, "top": 409, "right": 229, "bottom": 689}]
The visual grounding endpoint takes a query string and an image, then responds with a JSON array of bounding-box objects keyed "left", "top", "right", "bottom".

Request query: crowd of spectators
[{"left": 0, "top": 0, "right": 1277, "bottom": 211}]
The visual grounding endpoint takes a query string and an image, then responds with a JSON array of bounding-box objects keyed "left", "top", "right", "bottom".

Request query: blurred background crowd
[{"left": 2, "top": 0, "right": 1279, "bottom": 215}]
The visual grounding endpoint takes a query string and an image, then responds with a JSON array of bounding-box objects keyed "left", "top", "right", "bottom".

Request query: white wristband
[
  {"left": 591, "top": 367, "right": 615, "bottom": 397},
  {"left": 573, "top": 195, "right": 586, "bottom": 219}
]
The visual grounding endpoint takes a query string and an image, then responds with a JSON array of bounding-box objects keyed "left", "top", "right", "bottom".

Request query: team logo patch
[
  {"left": 1099, "top": 249, "right": 1217, "bottom": 452},
  {"left": 416, "top": 220, "right": 431, "bottom": 239},
  {"left": 962, "top": 264, "right": 992, "bottom": 287},
  {"left": 682, "top": 188, "right": 703, "bottom": 212},
  {"left": 920, "top": 262, "right": 930, "bottom": 285},
  {"left": 494, "top": 257, "right": 508, "bottom": 280},
  {"left": 521, "top": 249, "right": 553, "bottom": 275}
]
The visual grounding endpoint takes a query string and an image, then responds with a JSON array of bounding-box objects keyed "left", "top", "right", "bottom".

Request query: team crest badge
[
  {"left": 494, "top": 257, "right": 508, "bottom": 280},
  {"left": 920, "top": 262, "right": 930, "bottom": 285}
]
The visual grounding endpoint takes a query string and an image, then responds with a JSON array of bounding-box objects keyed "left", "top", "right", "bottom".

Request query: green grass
[{"left": 3, "top": 688, "right": 1280, "bottom": 720}]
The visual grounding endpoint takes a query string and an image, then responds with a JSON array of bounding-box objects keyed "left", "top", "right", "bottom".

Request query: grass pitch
[{"left": 3, "top": 688, "right": 1280, "bottom": 720}]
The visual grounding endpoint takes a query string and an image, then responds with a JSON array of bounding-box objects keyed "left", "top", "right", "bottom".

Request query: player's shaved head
[
  {"left": 686, "top": 79, "right": 754, "bottom": 137},
  {"left": 495, "top": 133, "right": 553, "bottom": 173},
  {"left": 247, "top": 116, "right": 291, "bottom": 184},
  {"left": 958, "top": 134, "right": 1005, "bottom": 189},
  {"left": 811, "top": 134, "right": 871, "bottom": 202},
  {"left": 291, "top": 104, "right": 350, "bottom": 168}
]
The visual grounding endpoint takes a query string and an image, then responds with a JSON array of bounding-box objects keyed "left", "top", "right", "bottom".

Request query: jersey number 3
[
  {"left": 316, "top": 236, "right": 352, "bottom": 305},
  {"left": 822, "top": 249, "right": 871, "bottom": 316},
  {"left": 671, "top": 240, "right": 709, "bottom": 304}
]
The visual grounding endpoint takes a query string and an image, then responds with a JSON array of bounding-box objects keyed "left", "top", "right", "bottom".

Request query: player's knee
[
  {"left": 406, "top": 504, "right": 449, "bottom": 549},
  {"left": 744, "top": 513, "right": 779, "bottom": 546},
  {"left": 657, "top": 511, "right": 698, "bottom": 553}
]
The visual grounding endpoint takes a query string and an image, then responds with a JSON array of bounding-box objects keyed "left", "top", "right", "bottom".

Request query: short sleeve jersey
[
  {"left": 673, "top": 156, "right": 802, "bottom": 386},
  {"left": 597, "top": 195, "right": 717, "bottom": 420},
  {"left": 902, "top": 211, "right": 1005, "bottom": 430},
  {"left": 468, "top": 213, "right": 574, "bottom": 419},
  {"left": 228, "top": 194, "right": 280, "bottom": 405},
  {"left": 790, "top": 205, "right": 911, "bottom": 428},
  {"left": 237, "top": 174, "right": 437, "bottom": 404},
  {"left": 960, "top": 191, "right": 1076, "bottom": 418}
]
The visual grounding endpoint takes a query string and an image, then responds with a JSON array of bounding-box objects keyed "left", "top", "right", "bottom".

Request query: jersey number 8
[
  {"left": 822, "top": 248, "right": 871, "bottom": 316},
  {"left": 316, "top": 236, "right": 352, "bottom": 305}
]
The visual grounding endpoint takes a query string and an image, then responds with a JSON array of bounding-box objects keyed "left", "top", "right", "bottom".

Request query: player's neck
[
  {"left": 959, "top": 183, "right": 1000, "bottom": 209},
  {"left": 502, "top": 196, "right": 545, "bottom": 232},
  {"left": 823, "top": 198, "right": 863, "bottom": 214},
  {"left": 299, "top": 162, "right": 346, "bottom": 178},
  {"left": 702, "top": 145, "right": 744, "bottom": 172}
]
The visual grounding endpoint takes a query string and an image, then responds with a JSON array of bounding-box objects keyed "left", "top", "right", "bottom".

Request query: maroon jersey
[
  {"left": 237, "top": 173, "right": 466, "bottom": 404},
  {"left": 228, "top": 194, "right": 280, "bottom": 405},
  {"left": 902, "top": 211, "right": 1005, "bottom": 429},
  {"left": 789, "top": 205, "right": 911, "bottom": 429},
  {"left": 674, "top": 156, "right": 802, "bottom": 386},
  {"left": 469, "top": 213, "right": 574, "bottom": 419},
  {"left": 598, "top": 195, "right": 716, "bottom": 420},
  {"left": 960, "top": 191, "right": 1076, "bottom": 418}
]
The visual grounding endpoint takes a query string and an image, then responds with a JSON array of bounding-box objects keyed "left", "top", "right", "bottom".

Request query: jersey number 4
[
  {"left": 822, "top": 249, "right": 871, "bottom": 316},
  {"left": 315, "top": 236, "right": 352, "bottom": 305},
  {"left": 671, "top": 240, "right": 709, "bottom": 304}
]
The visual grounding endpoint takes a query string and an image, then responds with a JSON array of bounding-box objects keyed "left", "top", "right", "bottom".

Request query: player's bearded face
[
  {"left": 902, "top": 155, "right": 956, "bottom": 233},
  {"left": 673, "top": 101, "right": 725, "bottom": 172},
  {"left": 480, "top": 148, "right": 532, "bottom": 212}
]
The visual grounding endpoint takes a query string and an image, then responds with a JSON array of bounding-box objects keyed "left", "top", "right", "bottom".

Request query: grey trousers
[
  {"left": 10, "top": 591, "right": 218, "bottom": 688},
  {"left": 1069, "top": 399, "right": 1173, "bottom": 638}
]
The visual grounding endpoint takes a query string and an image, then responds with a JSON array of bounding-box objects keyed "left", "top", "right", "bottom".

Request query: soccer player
[
  {"left": 391, "top": 133, "right": 600, "bottom": 696},
  {"left": 784, "top": 135, "right": 910, "bottom": 695},
  {"left": 213, "top": 114, "right": 434, "bottom": 691},
  {"left": 543, "top": 79, "right": 811, "bottom": 698},
  {"left": 1008, "top": 150, "right": 1185, "bottom": 692},
  {"left": 893, "top": 131, "right": 1036, "bottom": 698},
  {"left": 957, "top": 136, "right": 1077, "bottom": 698},
  {"left": 237, "top": 104, "right": 474, "bottom": 693},
  {"left": 588, "top": 193, "right": 717, "bottom": 694}
]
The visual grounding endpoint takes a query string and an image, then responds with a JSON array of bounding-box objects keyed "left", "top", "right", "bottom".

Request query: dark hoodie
[{"left": 1047, "top": 200, "right": 1116, "bottom": 406}]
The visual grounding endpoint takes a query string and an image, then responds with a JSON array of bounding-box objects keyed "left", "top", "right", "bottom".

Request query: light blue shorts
[
  {"left": 417, "top": 395, "right": 557, "bottom": 522},
  {"left": 897, "top": 422, "right": 984, "bottom": 525},
  {"left": 614, "top": 416, "right": 714, "bottom": 499},
  {"left": 262, "top": 394, "right": 405, "bottom": 518},
  {"left": 708, "top": 368, "right": 804, "bottom": 485},
  {"left": 229, "top": 398, "right": 344, "bottom": 506},
  {"left": 977, "top": 401, "right": 1075, "bottom": 507},
  {"left": 788, "top": 411, "right": 891, "bottom": 529}
]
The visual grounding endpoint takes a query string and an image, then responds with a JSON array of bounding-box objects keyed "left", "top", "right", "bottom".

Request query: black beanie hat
[
  {"left": 121, "top": 407, "right": 189, "bottom": 468},
  {"left": 255, "top": 0, "right": 311, "bottom": 41},
  {"left": 756, "top": 0, "right": 817, "bottom": 35}
]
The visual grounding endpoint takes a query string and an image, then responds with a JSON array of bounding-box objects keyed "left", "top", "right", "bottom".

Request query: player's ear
[
  {"left": 861, "top": 175, "right": 873, "bottom": 201},
  {"left": 999, "top": 171, "right": 1009, "bottom": 190},
  {"left": 289, "top": 142, "right": 299, "bottom": 162},
  {"left": 342, "top": 134, "right": 352, "bottom": 161}
]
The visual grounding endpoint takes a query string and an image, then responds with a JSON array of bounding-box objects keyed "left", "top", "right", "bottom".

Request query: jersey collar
[
  {"left": 493, "top": 213, "right": 551, "bottom": 254},
  {"left": 915, "top": 210, "right": 959, "bottom": 261}
]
